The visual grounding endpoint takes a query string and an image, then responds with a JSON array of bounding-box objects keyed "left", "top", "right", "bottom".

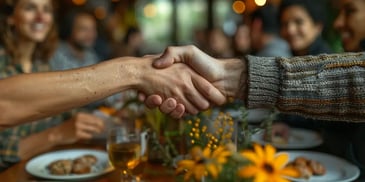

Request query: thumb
[
  {"left": 153, "top": 46, "right": 190, "bottom": 68},
  {"left": 153, "top": 52, "right": 175, "bottom": 68}
]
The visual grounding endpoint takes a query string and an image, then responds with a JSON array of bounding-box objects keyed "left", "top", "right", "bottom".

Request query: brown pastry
[
  {"left": 286, "top": 156, "right": 326, "bottom": 179},
  {"left": 48, "top": 154, "right": 98, "bottom": 175},
  {"left": 48, "top": 159, "right": 73, "bottom": 175},
  {"left": 71, "top": 161, "right": 91, "bottom": 174},
  {"left": 294, "top": 164, "right": 313, "bottom": 179},
  {"left": 81, "top": 154, "right": 98, "bottom": 165},
  {"left": 71, "top": 155, "right": 98, "bottom": 174},
  {"left": 308, "top": 159, "right": 326, "bottom": 175}
]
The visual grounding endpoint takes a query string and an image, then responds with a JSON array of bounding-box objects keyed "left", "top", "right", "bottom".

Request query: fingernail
[{"left": 167, "top": 99, "right": 175, "bottom": 107}]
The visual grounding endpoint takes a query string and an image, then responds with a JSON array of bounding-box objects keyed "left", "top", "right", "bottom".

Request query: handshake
[
  {"left": 138, "top": 45, "right": 246, "bottom": 118},
  {"left": 4, "top": 44, "right": 363, "bottom": 129}
]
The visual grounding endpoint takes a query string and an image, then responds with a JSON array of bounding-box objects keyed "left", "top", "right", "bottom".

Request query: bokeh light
[
  {"left": 72, "top": 0, "right": 86, "bottom": 6},
  {"left": 94, "top": 7, "right": 107, "bottom": 20},
  {"left": 232, "top": 1, "right": 246, "bottom": 14},
  {"left": 255, "top": 0, "right": 267, "bottom": 6},
  {"left": 144, "top": 3, "right": 157, "bottom": 18}
]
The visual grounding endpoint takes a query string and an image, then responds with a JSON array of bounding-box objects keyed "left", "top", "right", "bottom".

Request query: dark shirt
[
  {"left": 360, "top": 39, "right": 365, "bottom": 51},
  {"left": 292, "top": 36, "right": 333, "bottom": 56}
]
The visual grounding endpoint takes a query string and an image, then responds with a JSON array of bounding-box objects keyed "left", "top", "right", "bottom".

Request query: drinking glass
[{"left": 107, "top": 122, "right": 148, "bottom": 181}]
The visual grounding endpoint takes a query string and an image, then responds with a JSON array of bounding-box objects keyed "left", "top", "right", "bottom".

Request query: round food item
[
  {"left": 71, "top": 161, "right": 91, "bottom": 174},
  {"left": 71, "top": 154, "right": 98, "bottom": 174},
  {"left": 48, "top": 159, "right": 73, "bottom": 175},
  {"left": 295, "top": 164, "right": 313, "bottom": 179},
  {"left": 308, "top": 159, "right": 326, "bottom": 175},
  {"left": 286, "top": 156, "right": 326, "bottom": 179},
  {"left": 82, "top": 154, "right": 98, "bottom": 165},
  {"left": 293, "top": 156, "right": 308, "bottom": 166}
]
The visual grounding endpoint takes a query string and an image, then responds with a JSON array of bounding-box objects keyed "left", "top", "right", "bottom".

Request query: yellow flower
[
  {"left": 239, "top": 144, "right": 299, "bottom": 182},
  {"left": 176, "top": 146, "right": 231, "bottom": 181}
]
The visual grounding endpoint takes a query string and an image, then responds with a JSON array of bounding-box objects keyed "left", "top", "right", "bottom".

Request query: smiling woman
[
  {"left": 334, "top": 0, "right": 365, "bottom": 51},
  {"left": 0, "top": 0, "right": 58, "bottom": 69},
  {"left": 279, "top": 0, "right": 333, "bottom": 56},
  {"left": 0, "top": 0, "right": 108, "bottom": 172}
]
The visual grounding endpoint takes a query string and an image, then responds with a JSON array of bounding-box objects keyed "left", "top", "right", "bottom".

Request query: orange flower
[
  {"left": 239, "top": 144, "right": 299, "bottom": 182},
  {"left": 176, "top": 146, "right": 231, "bottom": 181}
]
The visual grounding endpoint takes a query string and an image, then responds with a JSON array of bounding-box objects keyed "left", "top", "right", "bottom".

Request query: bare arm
[
  {"left": 0, "top": 58, "right": 130, "bottom": 128},
  {"left": 18, "top": 113, "right": 104, "bottom": 160},
  {"left": 0, "top": 56, "right": 225, "bottom": 129}
]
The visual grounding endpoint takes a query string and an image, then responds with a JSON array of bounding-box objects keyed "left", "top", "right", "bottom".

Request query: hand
[
  {"left": 143, "top": 45, "right": 245, "bottom": 117},
  {"left": 54, "top": 112, "right": 105, "bottom": 145},
  {"left": 139, "top": 61, "right": 226, "bottom": 115}
]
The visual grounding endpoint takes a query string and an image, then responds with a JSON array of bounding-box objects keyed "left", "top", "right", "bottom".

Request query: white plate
[
  {"left": 26, "top": 149, "right": 114, "bottom": 180},
  {"left": 251, "top": 128, "right": 323, "bottom": 149},
  {"left": 281, "top": 151, "right": 360, "bottom": 182}
]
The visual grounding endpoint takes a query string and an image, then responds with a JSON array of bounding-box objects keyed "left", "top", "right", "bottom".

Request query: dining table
[{"left": 0, "top": 140, "right": 178, "bottom": 182}]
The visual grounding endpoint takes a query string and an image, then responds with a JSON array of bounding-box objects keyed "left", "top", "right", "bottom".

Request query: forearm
[
  {"left": 244, "top": 52, "right": 365, "bottom": 122},
  {"left": 219, "top": 58, "right": 246, "bottom": 98},
  {"left": 0, "top": 57, "right": 144, "bottom": 128},
  {"left": 18, "top": 127, "right": 60, "bottom": 160}
]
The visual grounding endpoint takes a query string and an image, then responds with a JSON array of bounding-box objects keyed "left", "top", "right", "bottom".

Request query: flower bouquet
[{"left": 175, "top": 110, "right": 299, "bottom": 182}]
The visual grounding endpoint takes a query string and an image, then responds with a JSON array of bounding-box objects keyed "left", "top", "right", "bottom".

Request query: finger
[
  {"left": 80, "top": 117, "right": 105, "bottom": 130},
  {"left": 178, "top": 94, "right": 200, "bottom": 115},
  {"left": 76, "top": 130, "right": 93, "bottom": 139},
  {"left": 169, "top": 104, "right": 185, "bottom": 118},
  {"left": 143, "top": 54, "right": 161, "bottom": 58},
  {"left": 192, "top": 74, "right": 226, "bottom": 106},
  {"left": 159, "top": 98, "right": 177, "bottom": 114},
  {"left": 144, "top": 95, "right": 163, "bottom": 109},
  {"left": 138, "top": 92, "right": 146, "bottom": 102},
  {"left": 76, "top": 122, "right": 104, "bottom": 133},
  {"left": 153, "top": 46, "right": 181, "bottom": 68},
  {"left": 182, "top": 74, "right": 211, "bottom": 111}
]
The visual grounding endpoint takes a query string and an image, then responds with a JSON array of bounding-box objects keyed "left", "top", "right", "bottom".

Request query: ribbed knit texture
[{"left": 245, "top": 52, "right": 365, "bottom": 122}]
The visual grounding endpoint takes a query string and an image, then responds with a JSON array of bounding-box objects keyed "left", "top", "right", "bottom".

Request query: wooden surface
[{"left": 0, "top": 141, "right": 177, "bottom": 182}]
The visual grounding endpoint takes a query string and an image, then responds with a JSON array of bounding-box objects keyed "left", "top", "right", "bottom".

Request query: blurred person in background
[
  {"left": 233, "top": 22, "right": 251, "bottom": 57},
  {"left": 279, "top": 0, "right": 333, "bottom": 56},
  {"left": 112, "top": 27, "right": 144, "bottom": 57},
  {"left": 334, "top": 0, "right": 365, "bottom": 52},
  {"left": 249, "top": 4, "right": 291, "bottom": 57},
  {"left": 207, "top": 27, "right": 233, "bottom": 58},
  {"left": 51, "top": 9, "right": 100, "bottom": 71},
  {"left": 276, "top": 0, "right": 334, "bottom": 132},
  {"left": 192, "top": 28, "right": 209, "bottom": 52},
  {"left": 326, "top": 0, "right": 365, "bottom": 178},
  {"left": 245, "top": 4, "right": 292, "bottom": 123},
  {"left": 0, "top": 0, "right": 106, "bottom": 170},
  {"left": 50, "top": 9, "right": 108, "bottom": 110}
]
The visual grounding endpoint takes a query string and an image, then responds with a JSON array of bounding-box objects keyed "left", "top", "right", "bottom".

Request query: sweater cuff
[{"left": 246, "top": 55, "right": 280, "bottom": 108}]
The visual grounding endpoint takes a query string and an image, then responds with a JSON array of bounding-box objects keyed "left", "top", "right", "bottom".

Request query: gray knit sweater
[{"left": 245, "top": 52, "right": 365, "bottom": 122}]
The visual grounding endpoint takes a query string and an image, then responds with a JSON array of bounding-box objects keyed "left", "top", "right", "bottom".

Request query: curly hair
[{"left": 0, "top": 0, "right": 58, "bottom": 63}]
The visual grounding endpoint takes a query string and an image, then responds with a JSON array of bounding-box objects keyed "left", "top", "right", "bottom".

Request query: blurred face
[
  {"left": 280, "top": 5, "right": 322, "bottom": 53},
  {"left": 8, "top": 0, "right": 53, "bottom": 42},
  {"left": 70, "top": 14, "right": 97, "bottom": 49},
  {"left": 234, "top": 25, "right": 251, "bottom": 53},
  {"left": 129, "top": 32, "right": 143, "bottom": 49},
  {"left": 209, "top": 29, "right": 229, "bottom": 53},
  {"left": 334, "top": 0, "right": 365, "bottom": 51}
]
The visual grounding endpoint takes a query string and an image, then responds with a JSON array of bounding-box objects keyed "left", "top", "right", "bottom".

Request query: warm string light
[
  {"left": 255, "top": 0, "right": 267, "bottom": 6},
  {"left": 72, "top": 0, "right": 86, "bottom": 6},
  {"left": 232, "top": 1, "right": 246, "bottom": 14},
  {"left": 94, "top": 7, "right": 106, "bottom": 20},
  {"left": 144, "top": 3, "right": 157, "bottom": 18}
]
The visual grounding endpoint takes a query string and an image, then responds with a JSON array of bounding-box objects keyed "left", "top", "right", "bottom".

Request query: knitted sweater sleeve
[{"left": 245, "top": 52, "right": 365, "bottom": 122}]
